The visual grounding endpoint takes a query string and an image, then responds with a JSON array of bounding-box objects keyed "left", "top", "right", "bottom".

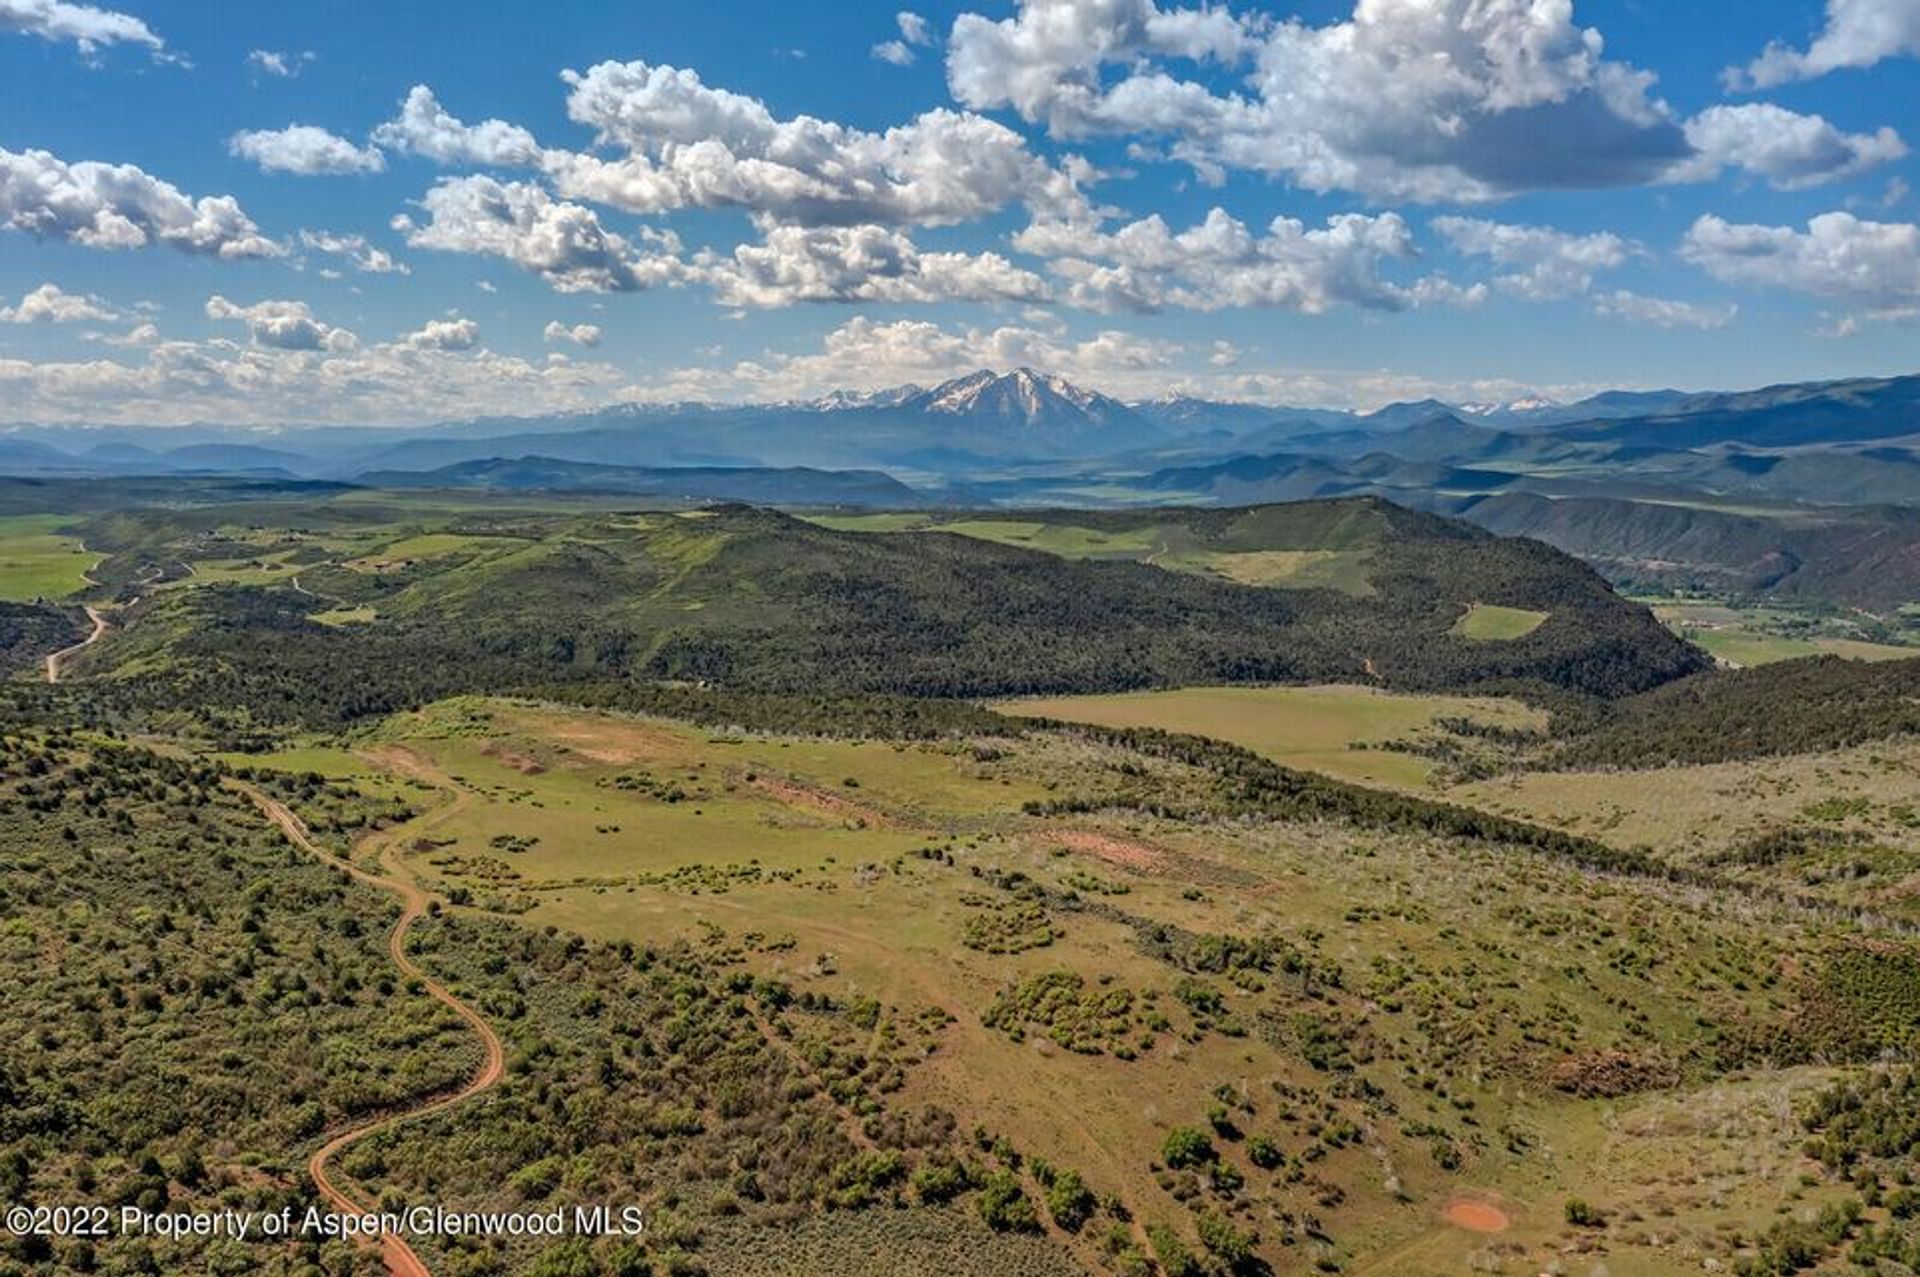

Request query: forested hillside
[
  {"left": 63, "top": 498, "right": 1704, "bottom": 740},
  {"left": 1552, "top": 654, "right": 1920, "bottom": 768}
]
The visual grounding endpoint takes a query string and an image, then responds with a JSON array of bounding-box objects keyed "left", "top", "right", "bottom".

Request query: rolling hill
[{"left": 71, "top": 496, "right": 1705, "bottom": 736}]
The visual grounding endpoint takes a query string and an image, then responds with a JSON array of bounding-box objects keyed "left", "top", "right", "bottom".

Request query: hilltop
[{"left": 37, "top": 493, "right": 1703, "bottom": 738}]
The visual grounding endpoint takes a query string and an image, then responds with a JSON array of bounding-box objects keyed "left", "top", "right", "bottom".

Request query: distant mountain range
[{"left": 9, "top": 366, "right": 1920, "bottom": 609}]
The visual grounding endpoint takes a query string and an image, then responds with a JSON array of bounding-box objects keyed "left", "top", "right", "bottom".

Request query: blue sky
[{"left": 1, "top": 0, "right": 1917, "bottom": 424}]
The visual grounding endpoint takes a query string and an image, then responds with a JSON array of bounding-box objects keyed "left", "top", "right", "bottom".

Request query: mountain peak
[{"left": 908, "top": 367, "right": 1121, "bottom": 424}]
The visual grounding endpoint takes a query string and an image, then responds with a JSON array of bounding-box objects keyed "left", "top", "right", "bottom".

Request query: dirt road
[
  {"left": 236, "top": 784, "right": 504, "bottom": 1277},
  {"left": 43, "top": 605, "right": 107, "bottom": 684}
]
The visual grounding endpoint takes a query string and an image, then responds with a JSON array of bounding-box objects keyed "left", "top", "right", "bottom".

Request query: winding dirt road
[
  {"left": 43, "top": 605, "right": 107, "bottom": 684},
  {"left": 236, "top": 784, "right": 505, "bottom": 1277}
]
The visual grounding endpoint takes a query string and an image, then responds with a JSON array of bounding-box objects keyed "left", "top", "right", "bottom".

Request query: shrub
[{"left": 978, "top": 1170, "right": 1039, "bottom": 1233}]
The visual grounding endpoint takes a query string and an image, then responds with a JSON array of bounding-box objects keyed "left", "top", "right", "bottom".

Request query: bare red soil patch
[
  {"left": 751, "top": 774, "right": 899, "bottom": 828},
  {"left": 529, "top": 714, "right": 685, "bottom": 765},
  {"left": 479, "top": 743, "right": 546, "bottom": 774},
  {"left": 1443, "top": 1197, "right": 1511, "bottom": 1233},
  {"left": 1046, "top": 830, "right": 1167, "bottom": 873}
]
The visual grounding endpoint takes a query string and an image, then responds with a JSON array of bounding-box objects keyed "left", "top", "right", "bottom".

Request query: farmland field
[
  {"left": 0, "top": 512, "right": 100, "bottom": 600},
  {"left": 1650, "top": 600, "right": 1919, "bottom": 666}
]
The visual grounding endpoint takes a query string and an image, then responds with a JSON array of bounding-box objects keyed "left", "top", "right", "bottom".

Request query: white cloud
[
  {"left": 298, "top": 229, "right": 409, "bottom": 274},
  {"left": 699, "top": 223, "right": 1051, "bottom": 307},
  {"left": 945, "top": 0, "right": 1905, "bottom": 202},
  {"left": 553, "top": 61, "right": 1064, "bottom": 225},
  {"left": 91, "top": 320, "right": 157, "bottom": 346},
  {"left": 947, "top": 0, "right": 1689, "bottom": 202},
  {"left": 623, "top": 313, "right": 1597, "bottom": 410},
  {"left": 246, "top": 48, "right": 314, "bottom": 78},
  {"left": 0, "top": 337, "right": 629, "bottom": 425},
  {"left": 543, "top": 320, "right": 603, "bottom": 347},
  {"left": 1018, "top": 206, "right": 1483, "bottom": 313},
  {"left": 229, "top": 124, "right": 386, "bottom": 177},
  {"left": 634, "top": 315, "right": 1179, "bottom": 402},
  {"left": 370, "top": 69, "right": 1077, "bottom": 233},
  {"left": 0, "top": 147, "right": 281, "bottom": 258},
  {"left": 875, "top": 12, "right": 934, "bottom": 63},
  {"left": 1677, "top": 103, "right": 1905, "bottom": 190},
  {"left": 0, "top": 0, "right": 163, "bottom": 55},
  {"left": 371, "top": 85, "right": 545, "bottom": 167},
  {"left": 1680, "top": 211, "right": 1920, "bottom": 327},
  {"left": 405, "top": 174, "right": 686, "bottom": 293},
  {"left": 897, "top": 11, "right": 932, "bottom": 44},
  {"left": 400, "top": 317, "right": 479, "bottom": 350},
  {"left": 1731, "top": 0, "right": 1920, "bottom": 88},
  {"left": 0, "top": 281, "right": 119, "bottom": 323},
  {"left": 1433, "top": 216, "right": 1636, "bottom": 299},
  {"left": 206, "top": 295, "right": 359, "bottom": 352},
  {"left": 1590, "top": 290, "right": 1736, "bottom": 330}
]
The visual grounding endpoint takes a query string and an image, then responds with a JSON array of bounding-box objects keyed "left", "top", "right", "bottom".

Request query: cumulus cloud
[
  {"left": 0, "top": 147, "right": 281, "bottom": 258},
  {"left": 206, "top": 295, "right": 359, "bottom": 352},
  {"left": 639, "top": 315, "right": 1178, "bottom": 402},
  {"left": 246, "top": 48, "right": 314, "bottom": 78},
  {"left": 0, "top": 0, "right": 163, "bottom": 56},
  {"left": 400, "top": 317, "right": 479, "bottom": 350},
  {"left": 0, "top": 337, "right": 629, "bottom": 425},
  {"left": 405, "top": 174, "right": 686, "bottom": 293},
  {"left": 0, "top": 281, "right": 120, "bottom": 323},
  {"left": 1731, "top": 0, "right": 1920, "bottom": 88},
  {"left": 1590, "top": 290, "right": 1735, "bottom": 330},
  {"left": 543, "top": 320, "right": 603, "bottom": 347},
  {"left": 947, "top": 0, "right": 1691, "bottom": 202},
  {"left": 298, "top": 229, "right": 408, "bottom": 274},
  {"left": 946, "top": 0, "right": 1904, "bottom": 202},
  {"left": 373, "top": 69, "right": 1068, "bottom": 228},
  {"left": 1018, "top": 206, "right": 1483, "bottom": 313},
  {"left": 1680, "top": 211, "right": 1920, "bottom": 327},
  {"left": 551, "top": 61, "right": 1065, "bottom": 225},
  {"left": 1433, "top": 216, "right": 1636, "bottom": 299},
  {"left": 699, "top": 223, "right": 1051, "bottom": 307},
  {"left": 1677, "top": 104, "right": 1905, "bottom": 189},
  {"left": 229, "top": 125, "right": 387, "bottom": 176},
  {"left": 371, "top": 85, "right": 544, "bottom": 167},
  {"left": 624, "top": 314, "right": 1598, "bottom": 410},
  {"left": 872, "top": 39, "right": 915, "bottom": 65}
]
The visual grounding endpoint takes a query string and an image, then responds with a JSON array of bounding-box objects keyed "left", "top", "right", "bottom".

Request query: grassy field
[
  {"left": 1451, "top": 602, "right": 1549, "bottom": 640},
  {"left": 1651, "top": 600, "right": 1919, "bottom": 666},
  {"left": 806, "top": 511, "right": 1378, "bottom": 593},
  {"left": 0, "top": 512, "right": 101, "bottom": 600},
  {"left": 313, "top": 693, "right": 1869, "bottom": 1277},
  {"left": 993, "top": 683, "right": 1546, "bottom": 788}
]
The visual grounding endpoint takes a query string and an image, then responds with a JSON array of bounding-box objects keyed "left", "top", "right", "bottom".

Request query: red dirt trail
[{"left": 237, "top": 784, "right": 505, "bottom": 1277}]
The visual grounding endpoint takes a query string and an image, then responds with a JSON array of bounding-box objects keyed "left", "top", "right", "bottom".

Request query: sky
[{"left": 1, "top": 0, "right": 1917, "bottom": 426}]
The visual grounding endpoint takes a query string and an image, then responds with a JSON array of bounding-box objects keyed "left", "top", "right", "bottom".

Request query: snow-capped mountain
[
  {"left": 1129, "top": 394, "right": 1322, "bottom": 436},
  {"left": 899, "top": 368, "right": 1139, "bottom": 427},
  {"left": 809, "top": 384, "right": 925, "bottom": 412}
]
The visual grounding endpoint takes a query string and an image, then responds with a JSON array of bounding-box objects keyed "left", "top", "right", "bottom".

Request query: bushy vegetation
[
  {"left": 1552, "top": 655, "right": 1920, "bottom": 769},
  {"left": 0, "top": 601, "right": 83, "bottom": 675},
  {"left": 0, "top": 729, "right": 471, "bottom": 1274}
]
